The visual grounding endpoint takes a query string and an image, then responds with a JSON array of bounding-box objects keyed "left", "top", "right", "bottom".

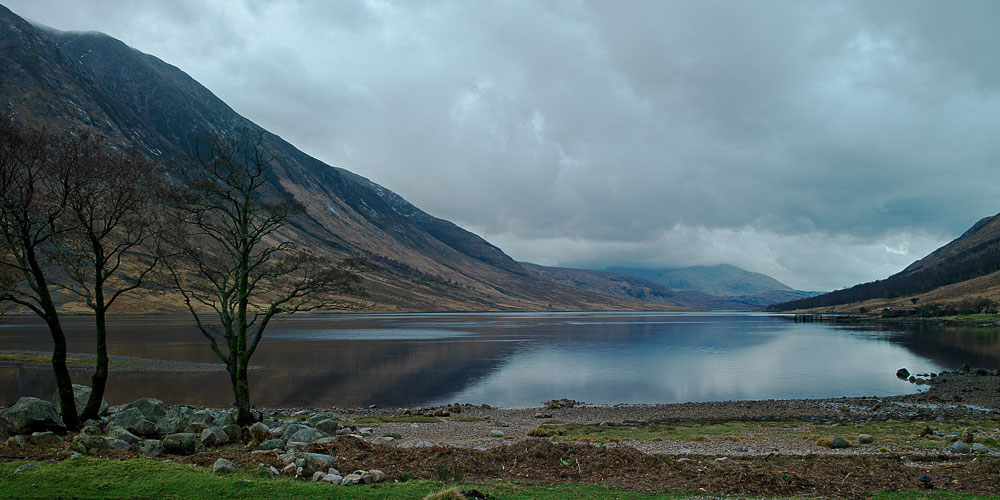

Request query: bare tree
[
  {"left": 165, "top": 130, "right": 366, "bottom": 425},
  {"left": 49, "top": 132, "right": 163, "bottom": 421},
  {"left": 0, "top": 112, "right": 79, "bottom": 428}
]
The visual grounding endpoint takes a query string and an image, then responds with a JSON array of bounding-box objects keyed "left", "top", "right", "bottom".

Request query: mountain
[
  {"left": 0, "top": 5, "right": 647, "bottom": 312},
  {"left": 524, "top": 263, "right": 815, "bottom": 310},
  {"left": 770, "top": 212, "right": 1000, "bottom": 312}
]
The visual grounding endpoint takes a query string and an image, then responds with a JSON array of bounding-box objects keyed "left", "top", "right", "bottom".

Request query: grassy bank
[{"left": 1, "top": 458, "right": 996, "bottom": 500}]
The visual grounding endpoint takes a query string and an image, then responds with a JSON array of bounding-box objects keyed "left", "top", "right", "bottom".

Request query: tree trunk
[
  {"left": 45, "top": 311, "right": 78, "bottom": 430},
  {"left": 81, "top": 307, "right": 108, "bottom": 421},
  {"left": 233, "top": 359, "right": 253, "bottom": 426}
]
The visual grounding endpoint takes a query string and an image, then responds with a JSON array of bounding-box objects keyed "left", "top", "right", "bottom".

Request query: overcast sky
[{"left": 7, "top": 0, "right": 999, "bottom": 291}]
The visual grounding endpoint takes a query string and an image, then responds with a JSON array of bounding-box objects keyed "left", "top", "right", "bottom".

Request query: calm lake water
[{"left": 2, "top": 312, "right": 999, "bottom": 408}]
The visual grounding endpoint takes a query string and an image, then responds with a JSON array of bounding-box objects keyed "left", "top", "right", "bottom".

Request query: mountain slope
[
  {"left": 0, "top": 5, "right": 642, "bottom": 312},
  {"left": 771, "top": 212, "right": 1000, "bottom": 311}
]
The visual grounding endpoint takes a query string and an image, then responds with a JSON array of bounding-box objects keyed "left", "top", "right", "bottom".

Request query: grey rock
[
  {"left": 281, "top": 463, "right": 297, "bottom": 475},
  {"left": 357, "top": 427, "right": 374, "bottom": 436},
  {"left": 371, "top": 436, "right": 395, "bottom": 445},
  {"left": 52, "top": 384, "right": 108, "bottom": 417},
  {"left": 80, "top": 424, "right": 103, "bottom": 436},
  {"left": 212, "top": 410, "right": 235, "bottom": 427},
  {"left": 138, "top": 439, "right": 165, "bottom": 457},
  {"left": 972, "top": 443, "right": 990, "bottom": 453},
  {"left": 3, "top": 397, "right": 66, "bottom": 434},
  {"left": 858, "top": 434, "right": 875, "bottom": 444},
  {"left": 184, "top": 421, "right": 209, "bottom": 434},
  {"left": 327, "top": 467, "right": 342, "bottom": 476},
  {"left": 0, "top": 415, "right": 12, "bottom": 440},
  {"left": 294, "top": 458, "right": 306, "bottom": 468},
  {"left": 321, "top": 473, "right": 343, "bottom": 485},
  {"left": 896, "top": 368, "right": 910, "bottom": 379},
  {"left": 29, "top": 431, "right": 63, "bottom": 445},
  {"left": 314, "top": 418, "right": 340, "bottom": 435},
  {"left": 13, "top": 463, "right": 36, "bottom": 474},
  {"left": 286, "top": 441, "right": 309, "bottom": 451},
  {"left": 190, "top": 409, "right": 216, "bottom": 427},
  {"left": 108, "top": 438, "right": 132, "bottom": 450},
  {"left": 289, "top": 427, "right": 324, "bottom": 444},
  {"left": 107, "top": 426, "right": 141, "bottom": 445},
  {"left": 72, "top": 435, "right": 111, "bottom": 454},
  {"left": 123, "top": 398, "right": 167, "bottom": 421},
  {"left": 950, "top": 440, "right": 972, "bottom": 454},
  {"left": 831, "top": 437, "right": 850, "bottom": 449},
  {"left": 249, "top": 422, "right": 270, "bottom": 442},
  {"left": 68, "top": 451, "right": 83, "bottom": 459},
  {"left": 311, "top": 470, "right": 326, "bottom": 482},
  {"left": 301, "top": 452, "right": 336, "bottom": 472},
  {"left": 108, "top": 408, "right": 158, "bottom": 437},
  {"left": 256, "top": 438, "right": 285, "bottom": 451},
  {"left": 162, "top": 433, "right": 198, "bottom": 455},
  {"left": 223, "top": 423, "right": 241, "bottom": 441},
  {"left": 200, "top": 426, "right": 230, "bottom": 447},
  {"left": 212, "top": 458, "right": 236, "bottom": 474},
  {"left": 156, "top": 406, "right": 193, "bottom": 435},
  {"left": 305, "top": 412, "right": 338, "bottom": 427},
  {"left": 316, "top": 437, "right": 337, "bottom": 445},
  {"left": 369, "top": 469, "right": 387, "bottom": 483},
  {"left": 489, "top": 430, "right": 505, "bottom": 438},
  {"left": 268, "top": 465, "right": 280, "bottom": 476},
  {"left": 342, "top": 473, "right": 363, "bottom": 485}
]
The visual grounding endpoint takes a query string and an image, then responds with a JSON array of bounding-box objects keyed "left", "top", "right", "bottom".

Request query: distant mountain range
[
  {"left": 770, "top": 212, "right": 1000, "bottom": 313},
  {"left": 0, "top": 5, "right": 651, "bottom": 312},
  {"left": 525, "top": 263, "right": 818, "bottom": 310}
]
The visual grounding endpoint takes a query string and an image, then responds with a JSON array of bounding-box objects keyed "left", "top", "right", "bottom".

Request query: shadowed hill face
[
  {"left": 771, "top": 212, "right": 1000, "bottom": 311},
  {"left": 0, "top": 6, "right": 638, "bottom": 312}
]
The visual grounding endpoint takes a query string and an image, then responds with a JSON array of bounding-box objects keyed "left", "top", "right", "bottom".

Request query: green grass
[
  {"left": 448, "top": 416, "right": 489, "bottom": 422},
  {"left": 2, "top": 458, "right": 997, "bottom": 500},
  {"left": 0, "top": 458, "right": 692, "bottom": 500},
  {"left": 351, "top": 416, "right": 443, "bottom": 424},
  {"left": 0, "top": 352, "right": 139, "bottom": 369},
  {"left": 534, "top": 421, "right": 797, "bottom": 443},
  {"left": 873, "top": 492, "right": 1000, "bottom": 500},
  {"left": 802, "top": 418, "right": 1000, "bottom": 451}
]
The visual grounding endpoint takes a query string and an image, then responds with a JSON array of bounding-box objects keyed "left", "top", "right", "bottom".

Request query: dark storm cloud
[{"left": 6, "top": 0, "right": 998, "bottom": 290}]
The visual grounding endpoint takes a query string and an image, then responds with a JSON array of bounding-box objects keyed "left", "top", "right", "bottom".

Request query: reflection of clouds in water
[
  {"left": 264, "top": 328, "right": 473, "bottom": 341},
  {"left": 437, "top": 330, "right": 944, "bottom": 407}
]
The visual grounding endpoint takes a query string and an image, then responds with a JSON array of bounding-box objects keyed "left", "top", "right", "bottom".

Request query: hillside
[
  {"left": 0, "top": 5, "right": 645, "bottom": 312},
  {"left": 771, "top": 212, "right": 1000, "bottom": 312}
]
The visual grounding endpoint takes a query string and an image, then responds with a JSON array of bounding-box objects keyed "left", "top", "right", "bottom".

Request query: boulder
[
  {"left": 107, "top": 408, "right": 158, "bottom": 437},
  {"left": 29, "top": 431, "right": 62, "bottom": 445},
  {"left": 256, "top": 438, "right": 285, "bottom": 451},
  {"left": 369, "top": 469, "right": 387, "bottom": 483},
  {"left": 950, "top": 440, "right": 972, "bottom": 454},
  {"left": 201, "top": 426, "right": 230, "bottom": 447},
  {"left": 286, "top": 441, "right": 309, "bottom": 451},
  {"left": 138, "top": 439, "right": 165, "bottom": 457},
  {"left": 972, "top": 443, "right": 990, "bottom": 453},
  {"left": 831, "top": 437, "right": 850, "bottom": 449},
  {"left": 13, "top": 463, "right": 37, "bottom": 474},
  {"left": 3, "top": 397, "right": 66, "bottom": 434},
  {"left": 305, "top": 412, "right": 338, "bottom": 427},
  {"left": 107, "top": 426, "right": 141, "bottom": 445},
  {"left": 321, "top": 473, "right": 343, "bottom": 485},
  {"left": 162, "top": 433, "right": 198, "bottom": 455},
  {"left": 156, "top": 406, "right": 194, "bottom": 435},
  {"left": 372, "top": 436, "right": 395, "bottom": 445},
  {"left": 488, "top": 430, "right": 505, "bottom": 438},
  {"left": 123, "top": 398, "right": 167, "bottom": 421},
  {"left": 108, "top": 438, "right": 132, "bottom": 450},
  {"left": 223, "top": 424, "right": 241, "bottom": 442},
  {"left": 212, "top": 458, "right": 236, "bottom": 474},
  {"left": 72, "top": 435, "right": 111, "bottom": 455},
  {"left": 858, "top": 434, "right": 875, "bottom": 444},
  {"left": 314, "top": 418, "right": 340, "bottom": 435},
  {"left": 52, "top": 384, "right": 108, "bottom": 417},
  {"left": 301, "top": 452, "right": 336, "bottom": 473},
  {"left": 311, "top": 471, "right": 326, "bottom": 482},
  {"left": 288, "top": 427, "right": 324, "bottom": 444},
  {"left": 249, "top": 422, "right": 270, "bottom": 442},
  {"left": 0, "top": 415, "right": 12, "bottom": 440},
  {"left": 213, "top": 410, "right": 235, "bottom": 427},
  {"left": 896, "top": 368, "right": 910, "bottom": 379},
  {"left": 342, "top": 473, "right": 363, "bottom": 485}
]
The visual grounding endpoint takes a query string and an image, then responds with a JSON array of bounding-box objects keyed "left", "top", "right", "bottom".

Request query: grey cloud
[{"left": 5, "top": 0, "right": 998, "bottom": 290}]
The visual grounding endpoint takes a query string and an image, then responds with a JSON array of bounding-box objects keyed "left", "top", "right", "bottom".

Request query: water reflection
[{"left": 1, "top": 312, "right": 998, "bottom": 408}]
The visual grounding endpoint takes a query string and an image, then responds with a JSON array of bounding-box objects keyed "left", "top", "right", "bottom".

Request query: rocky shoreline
[{"left": 2, "top": 369, "right": 998, "bottom": 498}]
